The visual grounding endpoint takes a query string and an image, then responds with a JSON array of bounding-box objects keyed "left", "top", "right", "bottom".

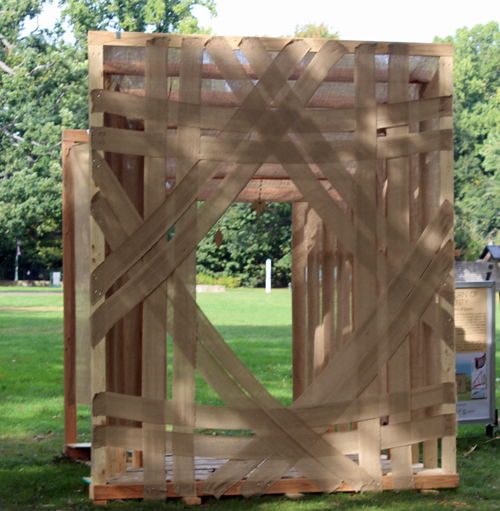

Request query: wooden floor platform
[{"left": 87, "top": 456, "right": 459, "bottom": 501}]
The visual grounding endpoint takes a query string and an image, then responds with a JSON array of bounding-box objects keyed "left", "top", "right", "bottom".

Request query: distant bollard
[{"left": 266, "top": 258, "right": 271, "bottom": 293}]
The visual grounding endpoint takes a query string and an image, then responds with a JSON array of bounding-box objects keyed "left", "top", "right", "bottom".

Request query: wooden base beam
[{"left": 90, "top": 474, "right": 459, "bottom": 501}]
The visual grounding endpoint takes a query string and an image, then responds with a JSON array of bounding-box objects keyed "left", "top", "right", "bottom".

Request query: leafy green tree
[
  {"left": 0, "top": 0, "right": 41, "bottom": 45},
  {"left": 0, "top": 0, "right": 216, "bottom": 275},
  {"left": 61, "top": 0, "right": 216, "bottom": 42},
  {"left": 293, "top": 22, "right": 339, "bottom": 39},
  {"left": 435, "top": 22, "right": 500, "bottom": 259},
  {"left": 197, "top": 203, "right": 292, "bottom": 287},
  {"left": 0, "top": 28, "right": 88, "bottom": 270}
]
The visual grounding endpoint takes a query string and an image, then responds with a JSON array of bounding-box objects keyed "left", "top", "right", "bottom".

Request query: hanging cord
[{"left": 251, "top": 178, "right": 268, "bottom": 217}]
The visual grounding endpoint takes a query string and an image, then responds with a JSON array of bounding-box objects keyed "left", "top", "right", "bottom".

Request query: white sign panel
[{"left": 455, "top": 281, "right": 496, "bottom": 425}]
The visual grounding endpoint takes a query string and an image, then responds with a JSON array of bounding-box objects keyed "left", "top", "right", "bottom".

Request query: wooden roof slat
[{"left": 89, "top": 31, "right": 453, "bottom": 57}]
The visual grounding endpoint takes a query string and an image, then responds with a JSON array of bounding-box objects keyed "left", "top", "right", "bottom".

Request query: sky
[{"left": 23, "top": 0, "right": 500, "bottom": 43}]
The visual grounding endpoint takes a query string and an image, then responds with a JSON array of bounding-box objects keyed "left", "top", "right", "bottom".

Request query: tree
[
  {"left": 0, "top": 29, "right": 88, "bottom": 269},
  {"left": 197, "top": 203, "right": 292, "bottom": 287},
  {"left": 434, "top": 22, "right": 500, "bottom": 259},
  {"left": 61, "top": 0, "right": 216, "bottom": 42},
  {"left": 293, "top": 22, "right": 339, "bottom": 39},
  {"left": 0, "top": 0, "right": 216, "bottom": 273}
]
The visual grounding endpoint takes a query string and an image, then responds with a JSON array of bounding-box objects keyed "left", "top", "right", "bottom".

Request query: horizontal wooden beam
[
  {"left": 89, "top": 31, "right": 453, "bottom": 57},
  {"left": 103, "top": 60, "right": 435, "bottom": 84},
  {"left": 90, "top": 473, "right": 459, "bottom": 500}
]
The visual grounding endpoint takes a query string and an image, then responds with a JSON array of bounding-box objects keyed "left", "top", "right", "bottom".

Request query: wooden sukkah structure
[{"left": 63, "top": 31, "right": 458, "bottom": 504}]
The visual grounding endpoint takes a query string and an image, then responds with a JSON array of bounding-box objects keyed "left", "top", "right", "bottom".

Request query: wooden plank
[
  {"left": 438, "top": 55, "right": 456, "bottom": 476},
  {"left": 90, "top": 124, "right": 452, "bottom": 163},
  {"left": 95, "top": 381, "right": 455, "bottom": 431},
  {"left": 172, "top": 36, "right": 203, "bottom": 499},
  {"left": 90, "top": 473, "right": 459, "bottom": 500},
  {"left": 418, "top": 66, "right": 441, "bottom": 469},
  {"left": 95, "top": 413, "right": 453, "bottom": 460},
  {"left": 91, "top": 89, "right": 451, "bottom": 132},
  {"left": 334, "top": 243, "right": 352, "bottom": 433},
  {"left": 88, "top": 42, "right": 108, "bottom": 500},
  {"left": 99, "top": 59, "right": 437, "bottom": 85},
  {"left": 354, "top": 42, "right": 382, "bottom": 492},
  {"left": 88, "top": 31, "right": 454, "bottom": 56},
  {"left": 102, "top": 113, "right": 143, "bottom": 467},
  {"left": 305, "top": 208, "right": 322, "bottom": 383},
  {"left": 141, "top": 36, "right": 169, "bottom": 501},
  {"left": 292, "top": 203, "right": 308, "bottom": 400},
  {"left": 62, "top": 130, "right": 88, "bottom": 446},
  {"left": 69, "top": 144, "right": 93, "bottom": 408},
  {"left": 386, "top": 42, "right": 414, "bottom": 490},
  {"left": 91, "top": 153, "right": 142, "bottom": 236},
  {"left": 322, "top": 223, "right": 336, "bottom": 365}
]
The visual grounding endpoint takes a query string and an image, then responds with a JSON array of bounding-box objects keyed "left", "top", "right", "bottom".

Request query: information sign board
[{"left": 455, "top": 281, "right": 496, "bottom": 425}]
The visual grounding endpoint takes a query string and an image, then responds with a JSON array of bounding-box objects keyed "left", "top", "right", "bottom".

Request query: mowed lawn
[{"left": 1, "top": 288, "right": 500, "bottom": 510}]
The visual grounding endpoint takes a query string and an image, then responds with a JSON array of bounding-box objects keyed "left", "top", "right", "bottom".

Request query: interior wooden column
[
  {"left": 141, "top": 37, "right": 169, "bottom": 500},
  {"left": 386, "top": 43, "right": 415, "bottom": 489},
  {"left": 292, "top": 202, "right": 308, "bottom": 400},
  {"left": 354, "top": 42, "right": 382, "bottom": 492},
  {"left": 172, "top": 37, "right": 203, "bottom": 501}
]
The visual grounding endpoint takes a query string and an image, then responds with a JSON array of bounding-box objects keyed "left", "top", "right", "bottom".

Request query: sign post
[
  {"left": 265, "top": 258, "right": 271, "bottom": 294},
  {"left": 455, "top": 281, "right": 497, "bottom": 428}
]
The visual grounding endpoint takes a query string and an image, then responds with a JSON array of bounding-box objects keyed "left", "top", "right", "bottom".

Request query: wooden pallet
[{"left": 87, "top": 456, "right": 459, "bottom": 501}]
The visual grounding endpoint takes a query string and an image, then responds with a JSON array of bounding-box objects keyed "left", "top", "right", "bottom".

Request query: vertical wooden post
[
  {"left": 386, "top": 43, "right": 415, "bottom": 489},
  {"left": 322, "top": 224, "right": 336, "bottom": 366},
  {"left": 141, "top": 37, "right": 170, "bottom": 501},
  {"left": 172, "top": 37, "right": 203, "bottom": 501},
  {"left": 88, "top": 43, "right": 107, "bottom": 502},
  {"left": 306, "top": 208, "right": 322, "bottom": 383},
  {"left": 62, "top": 130, "right": 89, "bottom": 447},
  {"left": 354, "top": 42, "right": 382, "bottom": 492},
  {"left": 438, "top": 55, "right": 456, "bottom": 475},
  {"left": 418, "top": 66, "right": 441, "bottom": 470},
  {"left": 62, "top": 132, "right": 77, "bottom": 448},
  {"left": 292, "top": 202, "right": 308, "bottom": 400}
]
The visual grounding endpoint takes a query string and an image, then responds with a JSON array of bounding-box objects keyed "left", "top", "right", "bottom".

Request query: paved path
[{"left": 0, "top": 292, "right": 62, "bottom": 295}]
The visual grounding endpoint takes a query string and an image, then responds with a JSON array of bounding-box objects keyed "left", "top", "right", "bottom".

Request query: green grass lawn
[
  {"left": 0, "top": 286, "right": 63, "bottom": 292},
  {"left": 1, "top": 290, "right": 500, "bottom": 510}
]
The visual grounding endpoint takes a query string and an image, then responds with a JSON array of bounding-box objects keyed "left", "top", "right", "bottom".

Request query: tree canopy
[
  {"left": 61, "top": 0, "right": 216, "bottom": 42},
  {"left": 1, "top": 8, "right": 500, "bottom": 282},
  {"left": 435, "top": 22, "right": 500, "bottom": 259},
  {"left": 293, "top": 22, "right": 339, "bottom": 39},
  {"left": 0, "top": 0, "right": 215, "bottom": 275}
]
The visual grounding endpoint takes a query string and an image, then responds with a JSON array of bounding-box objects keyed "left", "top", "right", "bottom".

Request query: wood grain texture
[
  {"left": 354, "top": 42, "right": 382, "bottom": 492},
  {"left": 62, "top": 131, "right": 89, "bottom": 445},
  {"left": 91, "top": 472, "right": 459, "bottom": 501},
  {"left": 83, "top": 34, "right": 456, "bottom": 502},
  {"left": 142, "top": 37, "right": 169, "bottom": 501},
  {"left": 88, "top": 30, "right": 453, "bottom": 56},
  {"left": 88, "top": 43, "right": 107, "bottom": 499}
]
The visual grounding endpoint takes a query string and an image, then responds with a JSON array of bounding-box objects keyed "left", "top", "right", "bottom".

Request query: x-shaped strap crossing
[{"left": 90, "top": 38, "right": 351, "bottom": 345}]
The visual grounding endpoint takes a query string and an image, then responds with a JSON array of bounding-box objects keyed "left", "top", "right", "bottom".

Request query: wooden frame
[{"left": 64, "top": 31, "right": 457, "bottom": 503}]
